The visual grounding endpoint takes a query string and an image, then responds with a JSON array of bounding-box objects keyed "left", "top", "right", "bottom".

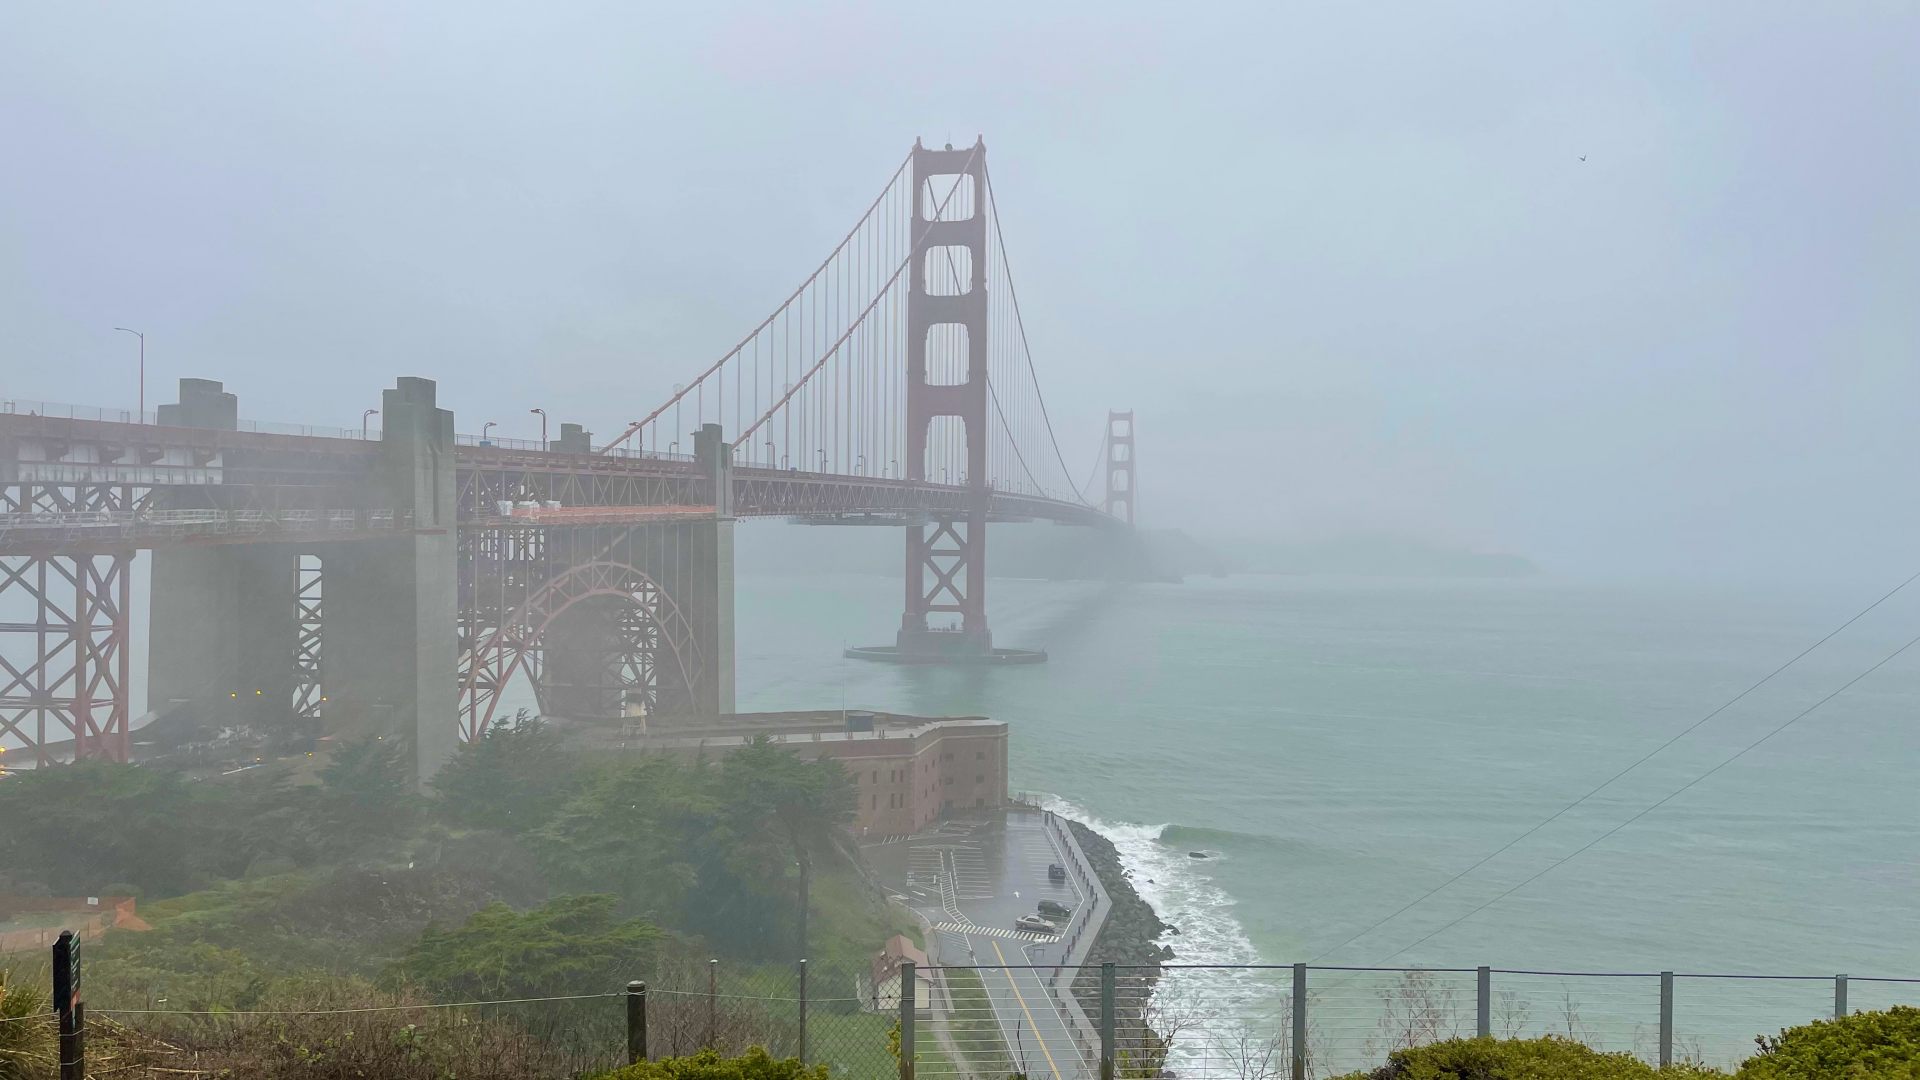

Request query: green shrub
[
  {"left": 1329, "top": 1035, "right": 1725, "bottom": 1079},
  {"left": 1735, "top": 1006, "right": 1920, "bottom": 1079},
  {"left": 595, "top": 1047, "right": 829, "bottom": 1080}
]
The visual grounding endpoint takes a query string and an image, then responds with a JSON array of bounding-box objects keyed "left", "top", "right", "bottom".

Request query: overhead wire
[
  {"left": 1310, "top": 567, "right": 1920, "bottom": 963},
  {"left": 1374, "top": 623, "right": 1920, "bottom": 964}
]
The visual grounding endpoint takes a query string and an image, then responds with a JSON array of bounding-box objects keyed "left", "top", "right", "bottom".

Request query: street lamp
[
  {"left": 113, "top": 327, "right": 145, "bottom": 421},
  {"left": 530, "top": 407, "right": 547, "bottom": 449},
  {"left": 817, "top": 448, "right": 828, "bottom": 471},
  {"left": 361, "top": 408, "right": 378, "bottom": 439},
  {"left": 481, "top": 421, "right": 497, "bottom": 445}
]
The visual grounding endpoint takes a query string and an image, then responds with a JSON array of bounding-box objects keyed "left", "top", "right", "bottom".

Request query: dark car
[
  {"left": 1037, "top": 899, "right": 1072, "bottom": 919},
  {"left": 1047, "top": 863, "right": 1067, "bottom": 882}
]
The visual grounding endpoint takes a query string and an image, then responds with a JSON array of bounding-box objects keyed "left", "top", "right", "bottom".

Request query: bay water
[{"left": 734, "top": 567, "right": 1920, "bottom": 986}]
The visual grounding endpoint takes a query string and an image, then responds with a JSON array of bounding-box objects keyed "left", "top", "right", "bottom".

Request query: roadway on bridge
[{"left": 865, "top": 811, "right": 1094, "bottom": 1080}]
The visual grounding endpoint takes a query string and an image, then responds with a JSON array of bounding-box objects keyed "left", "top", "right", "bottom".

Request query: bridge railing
[
  {"left": 455, "top": 432, "right": 696, "bottom": 461},
  {"left": 0, "top": 507, "right": 415, "bottom": 546},
  {"left": 2, "top": 397, "right": 375, "bottom": 440}
]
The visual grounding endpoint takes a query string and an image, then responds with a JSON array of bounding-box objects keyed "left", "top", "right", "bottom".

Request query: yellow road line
[{"left": 989, "top": 937, "right": 1064, "bottom": 1079}]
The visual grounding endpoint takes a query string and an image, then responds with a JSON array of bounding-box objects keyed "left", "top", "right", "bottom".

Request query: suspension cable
[
  {"left": 599, "top": 149, "right": 914, "bottom": 453},
  {"left": 735, "top": 146, "right": 981, "bottom": 447},
  {"left": 984, "top": 163, "right": 1085, "bottom": 500}
]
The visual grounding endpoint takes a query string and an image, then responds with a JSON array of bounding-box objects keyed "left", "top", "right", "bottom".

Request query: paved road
[{"left": 866, "top": 809, "right": 1095, "bottom": 1080}]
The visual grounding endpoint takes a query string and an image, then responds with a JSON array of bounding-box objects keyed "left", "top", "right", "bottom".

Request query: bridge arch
[{"left": 457, "top": 559, "right": 704, "bottom": 741}]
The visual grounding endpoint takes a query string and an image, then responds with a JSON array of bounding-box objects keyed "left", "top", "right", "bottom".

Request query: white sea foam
[{"left": 1038, "top": 796, "right": 1279, "bottom": 1070}]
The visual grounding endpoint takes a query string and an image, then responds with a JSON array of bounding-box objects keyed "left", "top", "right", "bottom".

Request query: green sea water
[{"left": 732, "top": 567, "right": 1920, "bottom": 982}]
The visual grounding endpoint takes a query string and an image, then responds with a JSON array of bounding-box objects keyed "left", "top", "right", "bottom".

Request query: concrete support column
[
  {"left": 689, "top": 424, "right": 735, "bottom": 715},
  {"left": 146, "top": 379, "right": 296, "bottom": 736},
  {"left": 147, "top": 544, "right": 297, "bottom": 731},
  {"left": 321, "top": 377, "right": 457, "bottom": 782}
]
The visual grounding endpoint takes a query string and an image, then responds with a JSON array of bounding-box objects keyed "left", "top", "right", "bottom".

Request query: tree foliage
[
  {"left": 535, "top": 743, "right": 854, "bottom": 956},
  {"left": 319, "top": 734, "right": 418, "bottom": 836},
  {"left": 432, "top": 710, "right": 572, "bottom": 832}
]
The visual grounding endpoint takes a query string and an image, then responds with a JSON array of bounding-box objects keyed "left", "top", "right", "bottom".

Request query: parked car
[
  {"left": 1037, "top": 899, "right": 1072, "bottom": 919},
  {"left": 1014, "top": 915, "right": 1055, "bottom": 934},
  {"left": 1047, "top": 863, "right": 1067, "bottom": 882}
]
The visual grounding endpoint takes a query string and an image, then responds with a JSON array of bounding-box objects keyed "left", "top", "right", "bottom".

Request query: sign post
[{"left": 52, "top": 929, "right": 84, "bottom": 1080}]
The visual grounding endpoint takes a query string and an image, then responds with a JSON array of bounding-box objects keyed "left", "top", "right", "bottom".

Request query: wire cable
[
  {"left": 1312, "top": 567, "right": 1920, "bottom": 963},
  {"left": 1375, "top": 624, "right": 1920, "bottom": 964},
  {"left": 984, "top": 164, "right": 1091, "bottom": 503}
]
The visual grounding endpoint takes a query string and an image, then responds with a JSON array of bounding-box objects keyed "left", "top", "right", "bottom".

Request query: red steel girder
[{"left": 0, "top": 553, "right": 131, "bottom": 767}]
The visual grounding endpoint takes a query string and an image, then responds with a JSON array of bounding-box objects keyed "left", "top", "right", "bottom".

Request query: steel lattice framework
[
  {"left": 0, "top": 553, "right": 131, "bottom": 765},
  {"left": 291, "top": 554, "right": 324, "bottom": 737},
  {"left": 456, "top": 557, "right": 702, "bottom": 740}
]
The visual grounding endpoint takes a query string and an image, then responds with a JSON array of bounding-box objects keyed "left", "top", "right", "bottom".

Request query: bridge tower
[
  {"left": 1104, "top": 410, "right": 1135, "bottom": 526},
  {"left": 898, "top": 138, "right": 994, "bottom": 660}
]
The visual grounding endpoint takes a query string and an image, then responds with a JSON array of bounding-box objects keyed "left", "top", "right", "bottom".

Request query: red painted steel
[
  {"left": 901, "top": 139, "right": 992, "bottom": 650},
  {"left": 0, "top": 554, "right": 131, "bottom": 767}
]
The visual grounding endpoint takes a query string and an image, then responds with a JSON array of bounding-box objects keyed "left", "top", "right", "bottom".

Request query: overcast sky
[{"left": 4, "top": 3, "right": 1915, "bottom": 581}]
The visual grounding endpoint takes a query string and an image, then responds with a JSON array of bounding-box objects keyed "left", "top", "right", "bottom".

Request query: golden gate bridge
[{"left": 0, "top": 138, "right": 1137, "bottom": 774}]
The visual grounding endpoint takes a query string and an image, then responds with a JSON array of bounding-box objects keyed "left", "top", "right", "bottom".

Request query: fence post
[
  {"left": 1835, "top": 974, "right": 1848, "bottom": 1019},
  {"left": 798, "top": 958, "right": 809, "bottom": 1064},
  {"left": 1476, "top": 966, "right": 1491, "bottom": 1038},
  {"left": 1100, "top": 962, "right": 1116, "bottom": 1080},
  {"left": 900, "top": 960, "right": 916, "bottom": 1080},
  {"left": 1292, "top": 963, "right": 1307, "bottom": 1080},
  {"left": 1659, "top": 972, "right": 1674, "bottom": 1067},
  {"left": 708, "top": 958, "right": 719, "bottom": 1051},
  {"left": 53, "top": 929, "right": 82, "bottom": 1080},
  {"left": 627, "top": 981, "right": 648, "bottom": 1064}
]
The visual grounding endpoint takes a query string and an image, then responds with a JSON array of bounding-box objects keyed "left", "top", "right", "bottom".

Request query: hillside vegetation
[{"left": 0, "top": 715, "right": 909, "bottom": 1017}]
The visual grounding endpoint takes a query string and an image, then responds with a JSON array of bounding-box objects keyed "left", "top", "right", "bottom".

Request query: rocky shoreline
[{"left": 1067, "top": 818, "right": 1175, "bottom": 1061}]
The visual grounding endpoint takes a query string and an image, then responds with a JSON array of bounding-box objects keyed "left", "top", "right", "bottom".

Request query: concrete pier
[{"left": 320, "top": 377, "right": 458, "bottom": 782}]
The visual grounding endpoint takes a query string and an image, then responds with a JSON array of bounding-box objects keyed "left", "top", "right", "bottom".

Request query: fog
[{"left": 4, "top": 2, "right": 1916, "bottom": 582}]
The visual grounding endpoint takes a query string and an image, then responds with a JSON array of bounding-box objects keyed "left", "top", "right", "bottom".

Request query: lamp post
[
  {"left": 361, "top": 408, "right": 378, "bottom": 439},
  {"left": 113, "top": 327, "right": 145, "bottom": 421},
  {"left": 481, "top": 421, "right": 497, "bottom": 445},
  {"left": 530, "top": 407, "right": 547, "bottom": 450}
]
